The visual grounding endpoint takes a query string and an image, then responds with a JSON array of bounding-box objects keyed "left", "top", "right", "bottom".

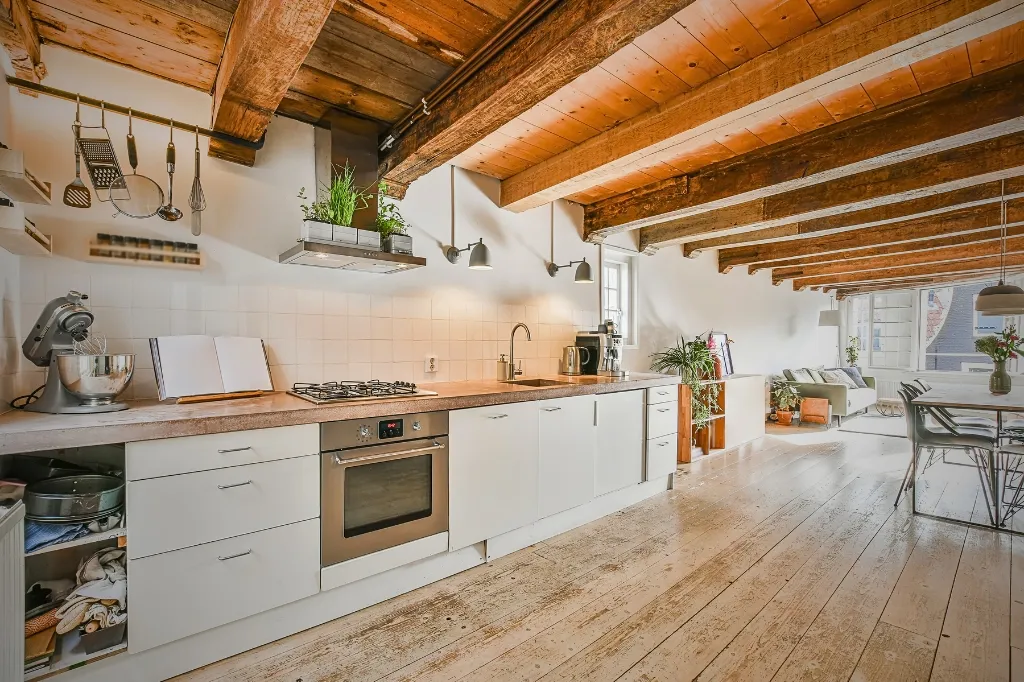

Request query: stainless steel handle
[
  {"left": 657, "top": 408, "right": 671, "bottom": 413},
  {"left": 488, "top": 414, "right": 509, "bottom": 419},
  {"left": 657, "top": 442, "right": 669, "bottom": 447},
  {"left": 657, "top": 390, "right": 669, "bottom": 396},
  {"left": 334, "top": 441, "right": 446, "bottom": 465},
  {"left": 594, "top": 400, "right": 599, "bottom": 427},
  {"left": 542, "top": 407, "right": 562, "bottom": 412},
  {"left": 218, "top": 550, "right": 252, "bottom": 561},
  {"left": 217, "top": 446, "right": 253, "bottom": 453},
  {"left": 218, "top": 480, "right": 252, "bottom": 490}
]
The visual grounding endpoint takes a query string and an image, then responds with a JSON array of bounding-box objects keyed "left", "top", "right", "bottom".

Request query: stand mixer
[{"left": 20, "top": 291, "right": 134, "bottom": 414}]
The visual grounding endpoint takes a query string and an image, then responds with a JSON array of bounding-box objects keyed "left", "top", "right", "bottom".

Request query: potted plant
[
  {"left": 975, "top": 323, "right": 1022, "bottom": 394},
  {"left": 771, "top": 379, "right": 800, "bottom": 425},
  {"left": 845, "top": 336, "right": 860, "bottom": 368},
  {"left": 298, "top": 163, "right": 378, "bottom": 249},
  {"left": 375, "top": 181, "right": 413, "bottom": 254},
  {"left": 650, "top": 335, "right": 721, "bottom": 443}
]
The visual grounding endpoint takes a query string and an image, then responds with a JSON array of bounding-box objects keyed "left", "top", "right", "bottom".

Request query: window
[
  {"left": 601, "top": 248, "right": 638, "bottom": 346},
  {"left": 919, "top": 280, "right": 1017, "bottom": 373},
  {"left": 845, "top": 291, "right": 913, "bottom": 369}
]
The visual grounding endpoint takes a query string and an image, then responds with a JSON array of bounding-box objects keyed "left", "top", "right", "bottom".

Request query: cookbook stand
[{"left": 175, "top": 391, "right": 266, "bottom": 405}]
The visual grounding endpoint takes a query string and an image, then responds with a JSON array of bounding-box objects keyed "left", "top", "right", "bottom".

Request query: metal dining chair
[{"left": 909, "top": 380, "right": 998, "bottom": 430}]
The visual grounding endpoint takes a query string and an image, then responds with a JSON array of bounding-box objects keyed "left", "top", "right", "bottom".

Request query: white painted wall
[{"left": 2, "top": 45, "right": 832, "bottom": 404}]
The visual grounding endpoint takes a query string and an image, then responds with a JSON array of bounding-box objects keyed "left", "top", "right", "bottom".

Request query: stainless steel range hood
[
  {"left": 279, "top": 240, "right": 426, "bottom": 273},
  {"left": 280, "top": 112, "right": 426, "bottom": 274}
]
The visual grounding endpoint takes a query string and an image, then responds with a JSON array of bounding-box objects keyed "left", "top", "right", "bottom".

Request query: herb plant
[
  {"left": 374, "top": 181, "right": 410, "bottom": 241},
  {"left": 298, "top": 163, "right": 370, "bottom": 227}
]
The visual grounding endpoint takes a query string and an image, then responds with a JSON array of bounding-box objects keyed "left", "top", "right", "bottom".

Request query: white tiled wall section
[{"left": 15, "top": 273, "right": 598, "bottom": 400}]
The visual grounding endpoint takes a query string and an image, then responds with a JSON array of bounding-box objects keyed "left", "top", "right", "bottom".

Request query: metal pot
[{"left": 24, "top": 474, "right": 125, "bottom": 523}]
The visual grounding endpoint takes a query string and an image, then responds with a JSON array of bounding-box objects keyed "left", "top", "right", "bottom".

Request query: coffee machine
[{"left": 575, "top": 320, "right": 627, "bottom": 377}]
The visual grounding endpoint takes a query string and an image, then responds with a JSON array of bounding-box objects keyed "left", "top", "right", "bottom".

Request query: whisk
[
  {"left": 73, "top": 335, "right": 108, "bottom": 356},
  {"left": 189, "top": 126, "right": 207, "bottom": 236}
]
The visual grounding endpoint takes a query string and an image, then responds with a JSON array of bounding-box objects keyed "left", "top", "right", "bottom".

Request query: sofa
[{"left": 782, "top": 371, "right": 876, "bottom": 425}]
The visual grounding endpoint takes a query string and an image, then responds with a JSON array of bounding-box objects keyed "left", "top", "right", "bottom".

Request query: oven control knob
[
  {"left": 412, "top": 421, "right": 422, "bottom": 431},
  {"left": 358, "top": 425, "right": 371, "bottom": 438}
]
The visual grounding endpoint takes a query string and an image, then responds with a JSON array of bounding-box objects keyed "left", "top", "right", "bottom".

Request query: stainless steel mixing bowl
[{"left": 56, "top": 354, "right": 135, "bottom": 405}]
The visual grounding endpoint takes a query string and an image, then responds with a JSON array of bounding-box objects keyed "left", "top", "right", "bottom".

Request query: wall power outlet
[{"left": 425, "top": 354, "right": 438, "bottom": 373}]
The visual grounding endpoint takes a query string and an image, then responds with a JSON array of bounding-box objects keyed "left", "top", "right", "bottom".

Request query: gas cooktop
[{"left": 288, "top": 380, "right": 438, "bottom": 404}]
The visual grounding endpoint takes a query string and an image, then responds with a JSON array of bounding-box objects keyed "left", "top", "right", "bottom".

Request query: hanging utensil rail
[{"left": 6, "top": 77, "right": 265, "bottom": 151}]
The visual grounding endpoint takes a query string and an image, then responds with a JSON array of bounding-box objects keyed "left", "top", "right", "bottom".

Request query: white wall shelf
[
  {"left": 0, "top": 146, "right": 51, "bottom": 205},
  {"left": 0, "top": 204, "right": 51, "bottom": 257}
]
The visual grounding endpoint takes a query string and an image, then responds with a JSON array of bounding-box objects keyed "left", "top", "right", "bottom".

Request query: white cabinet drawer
[
  {"left": 127, "top": 455, "right": 320, "bottom": 559},
  {"left": 646, "top": 433, "right": 678, "bottom": 481},
  {"left": 647, "top": 385, "right": 676, "bottom": 405},
  {"left": 129, "top": 519, "right": 320, "bottom": 653},
  {"left": 647, "top": 401, "right": 678, "bottom": 439},
  {"left": 126, "top": 424, "right": 319, "bottom": 481}
]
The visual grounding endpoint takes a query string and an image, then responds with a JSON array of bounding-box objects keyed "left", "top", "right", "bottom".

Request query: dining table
[{"left": 912, "top": 384, "right": 1024, "bottom": 533}]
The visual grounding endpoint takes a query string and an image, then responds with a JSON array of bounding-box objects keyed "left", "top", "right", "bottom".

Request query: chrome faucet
[{"left": 507, "top": 323, "right": 532, "bottom": 380}]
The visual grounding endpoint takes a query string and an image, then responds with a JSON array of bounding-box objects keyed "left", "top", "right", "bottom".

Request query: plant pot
[
  {"left": 300, "top": 221, "right": 381, "bottom": 251},
  {"left": 991, "top": 359, "right": 1012, "bottom": 395},
  {"left": 776, "top": 410, "right": 793, "bottom": 426},
  {"left": 383, "top": 234, "right": 413, "bottom": 255}
]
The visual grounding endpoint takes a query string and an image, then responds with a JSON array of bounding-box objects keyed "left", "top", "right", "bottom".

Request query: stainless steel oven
[{"left": 321, "top": 411, "right": 448, "bottom": 567}]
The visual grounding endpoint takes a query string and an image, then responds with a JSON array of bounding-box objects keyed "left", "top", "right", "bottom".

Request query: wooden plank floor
[{"left": 175, "top": 428, "right": 1020, "bottom": 682}]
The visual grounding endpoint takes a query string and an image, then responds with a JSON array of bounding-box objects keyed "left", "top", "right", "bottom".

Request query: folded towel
[{"left": 24, "top": 521, "right": 90, "bottom": 552}]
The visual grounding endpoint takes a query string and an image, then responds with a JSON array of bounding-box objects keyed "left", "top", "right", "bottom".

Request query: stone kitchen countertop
[{"left": 0, "top": 373, "right": 679, "bottom": 455}]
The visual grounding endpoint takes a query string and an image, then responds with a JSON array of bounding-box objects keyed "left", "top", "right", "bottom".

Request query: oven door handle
[{"left": 333, "top": 440, "right": 446, "bottom": 466}]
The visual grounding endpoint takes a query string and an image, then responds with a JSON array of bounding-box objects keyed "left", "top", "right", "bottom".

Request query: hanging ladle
[{"left": 157, "top": 121, "right": 183, "bottom": 222}]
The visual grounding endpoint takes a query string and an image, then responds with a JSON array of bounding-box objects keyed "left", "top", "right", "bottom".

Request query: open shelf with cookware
[{"left": 2, "top": 445, "right": 129, "bottom": 680}]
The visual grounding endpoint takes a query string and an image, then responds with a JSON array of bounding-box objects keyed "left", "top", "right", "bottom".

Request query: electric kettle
[{"left": 560, "top": 346, "right": 590, "bottom": 376}]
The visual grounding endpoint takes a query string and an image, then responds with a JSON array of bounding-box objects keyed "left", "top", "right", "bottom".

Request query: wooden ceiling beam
[
  {"left": 378, "top": 0, "right": 703, "bottom": 191},
  {"left": 498, "top": 0, "right": 1024, "bottom": 212},
  {"left": 0, "top": 0, "right": 43, "bottom": 82},
  {"left": 716, "top": 194, "right": 1024, "bottom": 271},
  {"left": 640, "top": 130, "right": 1024, "bottom": 251},
  {"left": 209, "top": 0, "right": 335, "bottom": 166},
  {"left": 772, "top": 235, "right": 1024, "bottom": 283},
  {"left": 831, "top": 269, "right": 1024, "bottom": 297},
  {"left": 583, "top": 61, "right": 1024, "bottom": 241},
  {"left": 792, "top": 252, "right": 1024, "bottom": 289},
  {"left": 692, "top": 178, "right": 1024, "bottom": 259}
]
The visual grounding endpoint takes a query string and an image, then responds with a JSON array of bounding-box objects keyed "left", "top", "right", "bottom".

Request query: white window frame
[
  {"left": 599, "top": 245, "right": 639, "bottom": 348},
  {"left": 843, "top": 290, "right": 915, "bottom": 370}
]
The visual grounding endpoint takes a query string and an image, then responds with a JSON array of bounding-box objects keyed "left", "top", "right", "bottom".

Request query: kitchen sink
[{"left": 502, "top": 379, "right": 572, "bottom": 387}]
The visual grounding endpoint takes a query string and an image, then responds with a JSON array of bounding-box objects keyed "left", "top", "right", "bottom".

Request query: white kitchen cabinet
[
  {"left": 448, "top": 401, "right": 539, "bottom": 551},
  {"left": 595, "top": 390, "right": 644, "bottom": 496},
  {"left": 538, "top": 395, "right": 596, "bottom": 518},
  {"left": 646, "top": 432, "right": 678, "bottom": 480}
]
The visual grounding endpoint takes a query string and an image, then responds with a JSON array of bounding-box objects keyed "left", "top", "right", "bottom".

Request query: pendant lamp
[
  {"left": 545, "top": 202, "right": 593, "bottom": 283},
  {"left": 444, "top": 166, "right": 491, "bottom": 270},
  {"left": 975, "top": 179, "right": 1024, "bottom": 315}
]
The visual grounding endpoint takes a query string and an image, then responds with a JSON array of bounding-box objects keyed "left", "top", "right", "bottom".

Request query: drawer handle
[
  {"left": 657, "top": 391, "right": 669, "bottom": 396},
  {"left": 217, "top": 446, "right": 253, "bottom": 454},
  {"left": 218, "top": 480, "right": 253, "bottom": 490},
  {"left": 218, "top": 549, "right": 252, "bottom": 561},
  {"left": 657, "top": 442, "right": 669, "bottom": 447},
  {"left": 657, "top": 408, "right": 671, "bottom": 413},
  {"left": 488, "top": 414, "right": 509, "bottom": 419},
  {"left": 542, "top": 407, "right": 562, "bottom": 412}
]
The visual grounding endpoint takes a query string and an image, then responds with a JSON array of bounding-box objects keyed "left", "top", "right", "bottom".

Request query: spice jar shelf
[{"left": 87, "top": 241, "right": 204, "bottom": 270}]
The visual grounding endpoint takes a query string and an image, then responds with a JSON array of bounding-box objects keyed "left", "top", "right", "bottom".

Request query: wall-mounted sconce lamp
[
  {"left": 444, "top": 165, "right": 491, "bottom": 270},
  {"left": 545, "top": 201, "right": 593, "bottom": 283}
]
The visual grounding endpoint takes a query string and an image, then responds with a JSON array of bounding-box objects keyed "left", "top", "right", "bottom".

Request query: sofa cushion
[
  {"left": 806, "top": 368, "right": 825, "bottom": 384},
  {"left": 789, "top": 368, "right": 815, "bottom": 383},
  {"left": 821, "top": 369, "right": 857, "bottom": 388},
  {"left": 840, "top": 366, "right": 869, "bottom": 388}
]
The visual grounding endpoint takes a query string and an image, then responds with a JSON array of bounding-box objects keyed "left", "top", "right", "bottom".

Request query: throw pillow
[
  {"left": 789, "top": 368, "right": 815, "bottom": 383},
  {"left": 806, "top": 369, "right": 825, "bottom": 384},
  {"left": 821, "top": 369, "right": 857, "bottom": 388},
  {"left": 840, "top": 366, "right": 869, "bottom": 388}
]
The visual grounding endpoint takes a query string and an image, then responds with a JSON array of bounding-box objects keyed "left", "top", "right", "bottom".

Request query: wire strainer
[{"left": 110, "top": 109, "right": 164, "bottom": 219}]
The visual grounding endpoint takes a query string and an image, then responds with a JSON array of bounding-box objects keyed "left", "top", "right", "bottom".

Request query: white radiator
[
  {"left": 0, "top": 503, "right": 24, "bottom": 682},
  {"left": 875, "top": 379, "right": 901, "bottom": 401}
]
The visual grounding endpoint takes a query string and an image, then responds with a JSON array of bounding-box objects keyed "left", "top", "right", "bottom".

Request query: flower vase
[{"left": 990, "top": 359, "right": 1012, "bottom": 395}]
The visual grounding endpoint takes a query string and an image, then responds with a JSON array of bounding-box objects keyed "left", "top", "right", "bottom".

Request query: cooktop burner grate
[{"left": 288, "top": 380, "right": 435, "bottom": 404}]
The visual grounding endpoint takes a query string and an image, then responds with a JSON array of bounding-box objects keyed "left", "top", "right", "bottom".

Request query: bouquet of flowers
[{"left": 975, "top": 323, "right": 1023, "bottom": 362}]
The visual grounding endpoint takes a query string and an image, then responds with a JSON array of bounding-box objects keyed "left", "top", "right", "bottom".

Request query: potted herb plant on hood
[
  {"left": 298, "top": 163, "right": 378, "bottom": 250},
  {"left": 375, "top": 181, "right": 413, "bottom": 254},
  {"left": 975, "top": 323, "right": 1023, "bottom": 394},
  {"left": 650, "top": 335, "right": 721, "bottom": 445}
]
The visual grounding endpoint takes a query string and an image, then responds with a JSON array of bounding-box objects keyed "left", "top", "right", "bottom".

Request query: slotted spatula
[{"left": 63, "top": 98, "right": 91, "bottom": 209}]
